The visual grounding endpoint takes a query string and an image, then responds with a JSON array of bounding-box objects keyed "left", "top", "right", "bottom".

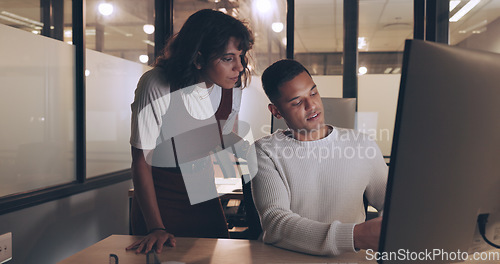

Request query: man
[{"left": 249, "top": 59, "right": 388, "bottom": 256}]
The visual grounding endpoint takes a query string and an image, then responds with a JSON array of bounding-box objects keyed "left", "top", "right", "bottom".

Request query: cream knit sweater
[{"left": 249, "top": 126, "right": 388, "bottom": 256}]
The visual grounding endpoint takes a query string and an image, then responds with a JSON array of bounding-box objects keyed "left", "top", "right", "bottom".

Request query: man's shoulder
[
  {"left": 331, "top": 126, "right": 374, "bottom": 144},
  {"left": 254, "top": 130, "right": 287, "bottom": 149}
]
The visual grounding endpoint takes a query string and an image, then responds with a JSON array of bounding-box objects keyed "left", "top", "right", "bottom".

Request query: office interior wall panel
[{"left": 0, "top": 180, "right": 131, "bottom": 264}]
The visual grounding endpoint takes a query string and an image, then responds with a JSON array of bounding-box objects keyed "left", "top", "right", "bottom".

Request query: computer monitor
[{"left": 378, "top": 39, "right": 500, "bottom": 263}]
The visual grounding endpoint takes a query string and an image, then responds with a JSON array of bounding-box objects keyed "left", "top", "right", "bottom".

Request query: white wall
[{"left": 358, "top": 74, "right": 401, "bottom": 156}]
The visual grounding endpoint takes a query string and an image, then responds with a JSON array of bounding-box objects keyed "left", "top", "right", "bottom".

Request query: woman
[{"left": 126, "top": 9, "right": 254, "bottom": 254}]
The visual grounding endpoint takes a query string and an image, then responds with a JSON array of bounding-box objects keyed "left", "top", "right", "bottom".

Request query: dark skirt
[{"left": 130, "top": 166, "right": 229, "bottom": 238}]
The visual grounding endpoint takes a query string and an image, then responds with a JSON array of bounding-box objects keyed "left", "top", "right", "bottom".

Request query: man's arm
[
  {"left": 250, "top": 146, "right": 355, "bottom": 256},
  {"left": 352, "top": 138, "right": 389, "bottom": 251},
  {"left": 364, "top": 138, "right": 389, "bottom": 212}
]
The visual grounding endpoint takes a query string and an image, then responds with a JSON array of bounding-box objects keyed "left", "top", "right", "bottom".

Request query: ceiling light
[
  {"left": 255, "top": 0, "right": 272, "bottom": 15},
  {"left": 450, "top": 1, "right": 461, "bottom": 12},
  {"left": 219, "top": 8, "right": 227, "bottom": 14},
  {"left": 1, "top": 11, "right": 43, "bottom": 26},
  {"left": 457, "top": 20, "right": 487, "bottom": 34},
  {"left": 0, "top": 14, "right": 39, "bottom": 29},
  {"left": 64, "top": 30, "right": 72, "bottom": 38},
  {"left": 85, "top": 70, "right": 91, "bottom": 77},
  {"left": 139, "top": 55, "right": 149, "bottom": 63},
  {"left": 358, "top": 37, "right": 367, "bottom": 49},
  {"left": 358, "top": 66, "right": 368, "bottom": 75},
  {"left": 449, "top": 0, "right": 481, "bottom": 22},
  {"left": 143, "top": 24, "right": 154, "bottom": 34},
  {"left": 272, "top": 22, "right": 284, "bottom": 33},
  {"left": 392, "top": 68, "right": 401, "bottom": 74},
  {"left": 142, "top": 40, "right": 155, "bottom": 46},
  {"left": 384, "top": 68, "right": 393, "bottom": 74},
  {"left": 472, "top": 27, "right": 486, "bottom": 34},
  {"left": 98, "top": 3, "right": 114, "bottom": 16},
  {"left": 282, "top": 37, "right": 287, "bottom": 46},
  {"left": 85, "top": 29, "right": 96, "bottom": 36}
]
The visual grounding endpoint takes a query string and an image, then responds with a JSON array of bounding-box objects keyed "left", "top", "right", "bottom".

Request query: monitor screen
[{"left": 378, "top": 39, "right": 500, "bottom": 263}]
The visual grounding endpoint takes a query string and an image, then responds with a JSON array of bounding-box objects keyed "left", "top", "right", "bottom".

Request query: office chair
[{"left": 242, "top": 175, "right": 262, "bottom": 240}]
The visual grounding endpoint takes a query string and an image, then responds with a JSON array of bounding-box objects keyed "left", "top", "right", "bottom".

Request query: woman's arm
[{"left": 126, "top": 146, "right": 176, "bottom": 254}]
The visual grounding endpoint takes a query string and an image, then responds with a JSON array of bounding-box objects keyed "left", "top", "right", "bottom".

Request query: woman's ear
[
  {"left": 194, "top": 52, "right": 204, "bottom": 70},
  {"left": 268, "top": 104, "right": 282, "bottom": 119}
]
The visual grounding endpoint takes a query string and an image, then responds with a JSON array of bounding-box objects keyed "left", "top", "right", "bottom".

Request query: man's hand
[
  {"left": 353, "top": 216, "right": 382, "bottom": 251},
  {"left": 126, "top": 230, "right": 176, "bottom": 254}
]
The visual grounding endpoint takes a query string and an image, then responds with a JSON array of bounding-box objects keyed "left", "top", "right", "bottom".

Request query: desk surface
[{"left": 58, "top": 235, "right": 375, "bottom": 264}]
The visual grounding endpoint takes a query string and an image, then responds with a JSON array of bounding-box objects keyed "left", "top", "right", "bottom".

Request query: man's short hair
[{"left": 261, "top": 59, "right": 311, "bottom": 103}]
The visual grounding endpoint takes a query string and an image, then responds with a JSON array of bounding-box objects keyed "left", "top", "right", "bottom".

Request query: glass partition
[
  {"left": 358, "top": 0, "right": 413, "bottom": 157},
  {"left": 85, "top": 0, "right": 155, "bottom": 64},
  {"left": 0, "top": 24, "right": 75, "bottom": 196},
  {"left": 85, "top": 0, "right": 154, "bottom": 177},
  {"left": 295, "top": 0, "right": 344, "bottom": 76},
  {"left": 85, "top": 50, "right": 151, "bottom": 178}
]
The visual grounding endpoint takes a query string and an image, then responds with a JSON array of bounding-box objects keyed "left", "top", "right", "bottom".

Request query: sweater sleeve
[{"left": 251, "top": 144, "right": 356, "bottom": 256}]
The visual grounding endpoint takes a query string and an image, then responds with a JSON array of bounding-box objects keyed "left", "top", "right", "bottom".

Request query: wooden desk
[{"left": 58, "top": 235, "right": 376, "bottom": 264}]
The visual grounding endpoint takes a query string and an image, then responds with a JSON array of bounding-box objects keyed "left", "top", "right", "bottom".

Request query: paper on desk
[{"left": 215, "top": 177, "right": 243, "bottom": 194}]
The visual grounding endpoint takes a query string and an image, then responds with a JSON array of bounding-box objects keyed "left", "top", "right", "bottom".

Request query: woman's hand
[{"left": 126, "top": 230, "right": 176, "bottom": 254}]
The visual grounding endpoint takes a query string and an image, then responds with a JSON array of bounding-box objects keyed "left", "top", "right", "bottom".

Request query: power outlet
[{"left": 0, "top": 232, "right": 12, "bottom": 263}]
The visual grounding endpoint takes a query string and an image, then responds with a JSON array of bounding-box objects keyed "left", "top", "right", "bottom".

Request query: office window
[
  {"left": 357, "top": 0, "right": 413, "bottom": 158},
  {"left": 243, "top": 0, "right": 287, "bottom": 74},
  {"left": 85, "top": 0, "right": 154, "bottom": 64},
  {"left": 85, "top": 0, "right": 154, "bottom": 177},
  {"left": 0, "top": 1, "right": 75, "bottom": 196},
  {"left": 0, "top": 0, "right": 70, "bottom": 42},
  {"left": 295, "top": 0, "right": 343, "bottom": 77},
  {"left": 451, "top": 0, "right": 500, "bottom": 54}
]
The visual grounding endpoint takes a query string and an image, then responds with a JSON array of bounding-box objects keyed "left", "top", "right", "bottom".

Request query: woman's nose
[{"left": 234, "top": 57, "right": 244, "bottom": 72}]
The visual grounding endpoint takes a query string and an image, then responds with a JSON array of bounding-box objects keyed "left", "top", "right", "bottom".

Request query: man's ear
[
  {"left": 268, "top": 104, "right": 282, "bottom": 119},
  {"left": 194, "top": 52, "right": 203, "bottom": 70}
]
